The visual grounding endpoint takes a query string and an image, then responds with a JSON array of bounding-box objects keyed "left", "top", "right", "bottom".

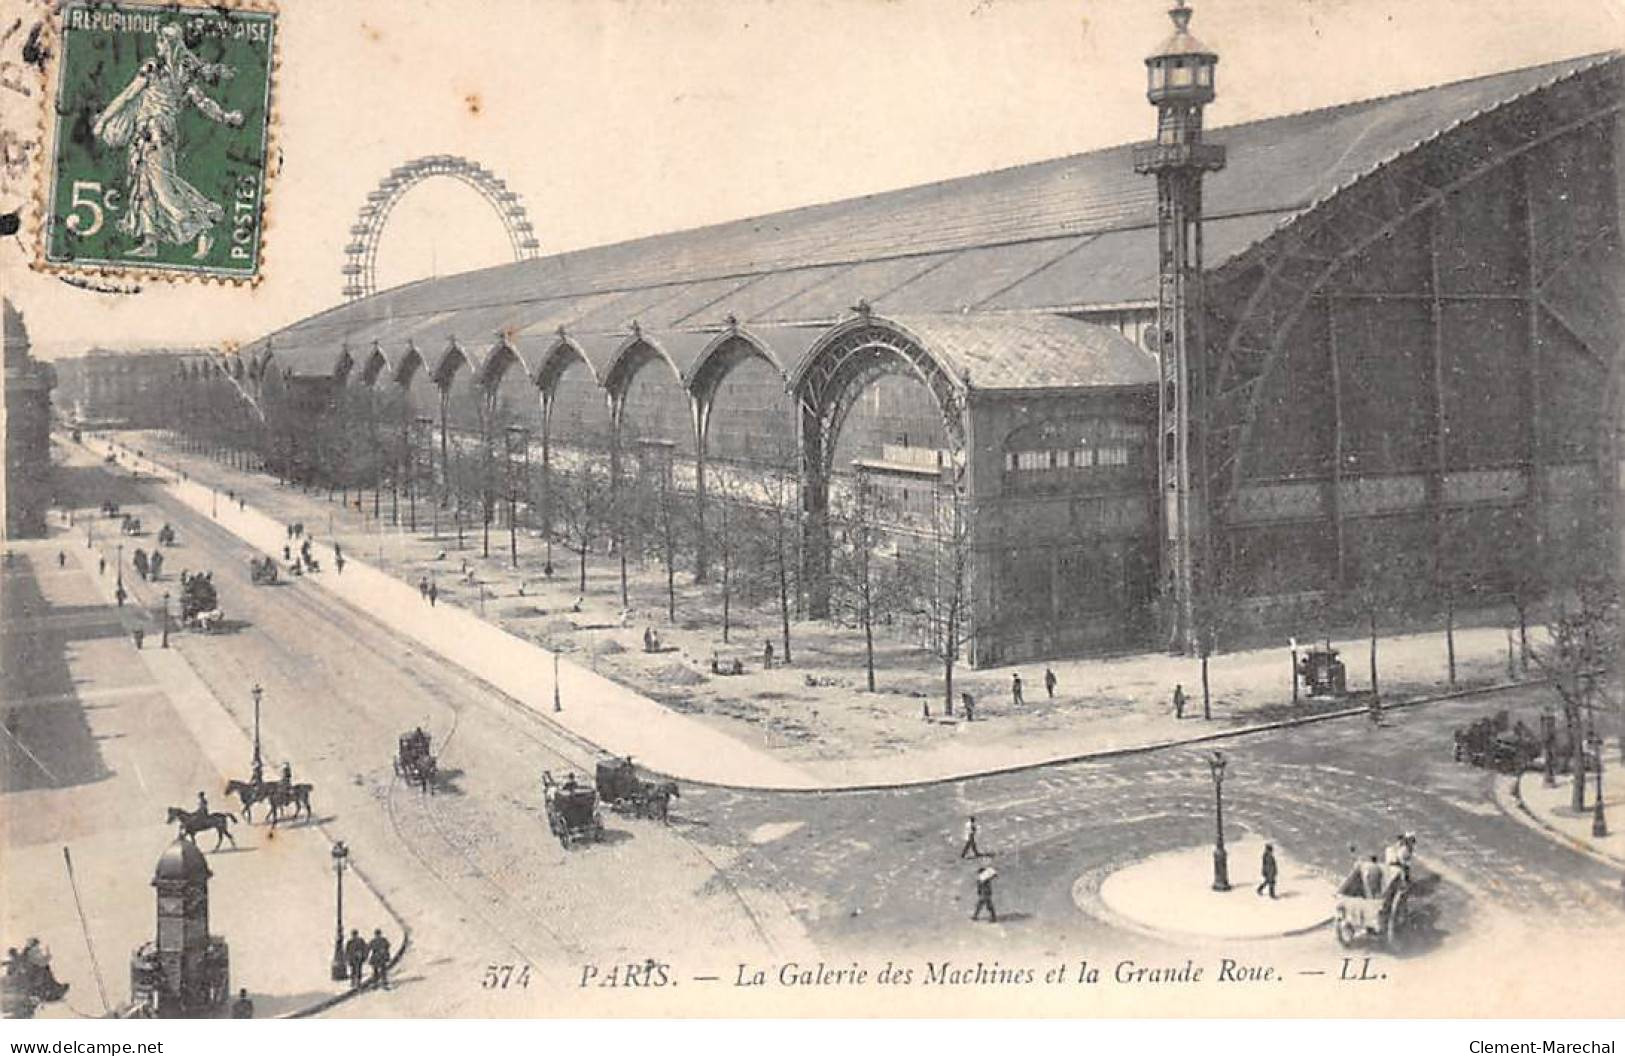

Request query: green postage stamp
[{"left": 41, "top": 0, "right": 277, "bottom": 281}]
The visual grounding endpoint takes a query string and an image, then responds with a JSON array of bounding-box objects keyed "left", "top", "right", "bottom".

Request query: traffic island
[{"left": 1086, "top": 838, "right": 1333, "bottom": 941}]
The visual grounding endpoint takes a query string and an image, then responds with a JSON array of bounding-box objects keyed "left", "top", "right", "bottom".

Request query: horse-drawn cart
[
  {"left": 249, "top": 555, "right": 279, "bottom": 585},
  {"left": 178, "top": 572, "right": 223, "bottom": 631},
  {"left": 1333, "top": 840, "right": 1437, "bottom": 952},
  {"left": 594, "top": 756, "right": 679, "bottom": 822},
  {"left": 394, "top": 728, "right": 436, "bottom": 791},
  {"left": 542, "top": 770, "right": 604, "bottom": 849}
]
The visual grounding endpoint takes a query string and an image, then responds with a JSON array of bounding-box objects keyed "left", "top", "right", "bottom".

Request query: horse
[
  {"left": 640, "top": 780, "right": 680, "bottom": 823},
  {"left": 261, "top": 781, "right": 315, "bottom": 825},
  {"left": 165, "top": 806, "right": 238, "bottom": 849},
  {"left": 224, "top": 778, "right": 272, "bottom": 823}
]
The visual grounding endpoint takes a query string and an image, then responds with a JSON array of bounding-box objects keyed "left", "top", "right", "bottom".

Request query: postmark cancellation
[{"left": 36, "top": 0, "right": 277, "bottom": 283}]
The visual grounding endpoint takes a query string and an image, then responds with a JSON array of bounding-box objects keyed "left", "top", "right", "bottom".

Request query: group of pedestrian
[
  {"left": 418, "top": 576, "right": 439, "bottom": 606},
  {"left": 343, "top": 928, "right": 396, "bottom": 990},
  {"left": 1007, "top": 667, "right": 1059, "bottom": 707},
  {"left": 959, "top": 816, "right": 999, "bottom": 923}
]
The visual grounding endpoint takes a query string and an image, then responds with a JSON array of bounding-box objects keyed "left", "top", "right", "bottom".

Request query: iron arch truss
[{"left": 341, "top": 155, "right": 542, "bottom": 302}]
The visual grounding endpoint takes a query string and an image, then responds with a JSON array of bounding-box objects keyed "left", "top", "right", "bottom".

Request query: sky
[{"left": 3, "top": 0, "right": 1622, "bottom": 358}]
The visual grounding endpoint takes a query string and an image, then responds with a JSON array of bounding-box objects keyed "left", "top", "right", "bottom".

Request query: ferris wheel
[{"left": 341, "top": 154, "right": 541, "bottom": 302}]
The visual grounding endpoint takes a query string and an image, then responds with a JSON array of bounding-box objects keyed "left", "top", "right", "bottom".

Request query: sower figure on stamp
[{"left": 91, "top": 23, "right": 244, "bottom": 260}]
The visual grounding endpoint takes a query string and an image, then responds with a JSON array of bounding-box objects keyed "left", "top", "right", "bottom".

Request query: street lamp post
[
  {"left": 553, "top": 651, "right": 562, "bottom": 713},
  {"left": 1542, "top": 710, "right": 1557, "bottom": 788},
  {"left": 1207, "top": 750, "right": 1231, "bottom": 891},
  {"left": 161, "top": 591, "right": 170, "bottom": 649},
  {"left": 1588, "top": 731, "right": 1608, "bottom": 838},
  {"left": 330, "top": 841, "right": 349, "bottom": 981},
  {"left": 250, "top": 683, "right": 264, "bottom": 776},
  {"left": 116, "top": 544, "right": 124, "bottom": 590}
]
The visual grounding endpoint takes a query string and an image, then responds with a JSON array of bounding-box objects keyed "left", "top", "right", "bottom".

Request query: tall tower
[{"left": 1133, "top": 1, "right": 1225, "bottom": 653}]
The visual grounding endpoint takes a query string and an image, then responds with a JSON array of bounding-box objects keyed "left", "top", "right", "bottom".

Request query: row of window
[{"left": 1005, "top": 444, "right": 1137, "bottom": 472}]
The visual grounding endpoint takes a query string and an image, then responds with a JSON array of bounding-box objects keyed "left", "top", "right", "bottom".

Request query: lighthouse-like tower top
[
  {"left": 1145, "top": 1, "right": 1218, "bottom": 104},
  {"left": 1134, "top": 1, "right": 1226, "bottom": 175}
]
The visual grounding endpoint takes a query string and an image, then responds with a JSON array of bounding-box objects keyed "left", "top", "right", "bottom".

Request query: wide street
[{"left": 4, "top": 440, "right": 1622, "bottom": 1017}]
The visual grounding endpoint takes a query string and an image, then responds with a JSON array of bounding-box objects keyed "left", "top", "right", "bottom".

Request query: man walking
[
  {"left": 972, "top": 865, "right": 999, "bottom": 923},
  {"left": 428, "top": 581, "right": 439, "bottom": 607},
  {"left": 1173, "top": 683, "right": 1186, "bottom": 719},
  {"left": 1256, "top": 844, "right": 1278, "bottom": 899},
  {"left": 962, "top": 692, "right": 975, "bottom": 723},
  {"left": 763, "top": 640, "right": 774, "bottom": 670},
  {"left": 230, "top": 988, "right": 254, "bottom": 1018},
  {"left": 959, "top": 815, "right": 984, "bottom": 859},
  {"left": 1044, "top": 667, "right": 1057, "bottom": 699},
  {"left": 419, "top": 576, "right": 429, "bottom": 600},
  {"left": 344, "top": 929, "right": 368, "bottom": 989},
  {"left": 1011, "top": 672, "right": 1024, "bottom": 706},
  {"left": 98, "top": 556, "right": 106, "bottom": 576},
  {"left": 368, "top": 928, "right": 392, "bottom": 990}
]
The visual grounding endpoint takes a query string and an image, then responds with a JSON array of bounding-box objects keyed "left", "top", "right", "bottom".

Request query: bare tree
[
  {"left": 895, "top": 471, "right": 974, "bottom": 714},
  {"left": 829, "top": 474, "right": 897, "bottom": 692},
  {"left": 554, "top": 452, "right": 610, "bottom": 595},
  {"left": 1532, "top": 577, "right": 1618, "bottom": 812},
  {"left": 710, "top": 467, "right": 755, "bottom": 644},
  {"left": 745, "top": 439, "right": 801, "bottom": 665}
]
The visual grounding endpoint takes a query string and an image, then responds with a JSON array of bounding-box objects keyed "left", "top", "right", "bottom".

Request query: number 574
[
  {"left": 481, "top": 964, "right": 531, "bottom": 989},
  {"left": 64, "top": 180, "right": 121, "bottom": 237}
]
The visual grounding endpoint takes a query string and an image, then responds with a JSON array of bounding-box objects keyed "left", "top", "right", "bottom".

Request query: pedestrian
[
  {"left": 1044, "top": 666, "right": 1056, "bottom": 698},
  {"left": 1011, "top": 672, "right": 1024, "bottom": 706},
  {"left": 972, "top": 865, "right": 998, "bottom": 923},
  {"left": 368, "top": 928, "right": 392, "bottom": 989},
  {"left": 1256, "top": 843, "right": 1278, "bottom": 899},
  {"left": 238, "top": 497, "right": 245, "bottom": 511},
  {"left": 764, "top": 640, "right": 774, "bottom": 670},
  {"left": 344, "top": 929, "right": 368, "bottom": 990},
  {"left": 428, "top": 582, "right": 439, "bottom": 607},
  {"left": 335, "top": 554, "right": 345, "bottom": 575},
  {"left": 132, "top": 627, "right": 145, "bottom": 650},
  {"left": 57, "top": 550, "right": 65, "bottom": 568},
  {"left": 963, "top": 691, "right": 975, "bottom": 722},
  {"left": 231, "top": 988, "right": 254, "bottom": 1019},
  {"left": 98, "top": 556, "right": 106, "bottom": 576},
  {"left": 115, "top": 585, "right": 127, "bottom": 607},
  {"left": 1359, "top": 854, "right": 1386, "bottom": 899},
  {"left": 1173, "top": 683, "right": 1186, "bottom": 719},
  {"left": 959, "top": 815, "right": 983, "bottom": 859},
  {"left": 419, "top": 576, "right": 429, "bottom": 600}
]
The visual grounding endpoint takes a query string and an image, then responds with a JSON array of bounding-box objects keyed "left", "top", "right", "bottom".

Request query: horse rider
[
  {"left": 250, "top": 757, "right": 264, "bottom": 787},
  {"left": 195, "top": 790, "right": 210, "bottom": 819},
  {"left": 279, "top": 761, "right": 293, "bottom": 799}
]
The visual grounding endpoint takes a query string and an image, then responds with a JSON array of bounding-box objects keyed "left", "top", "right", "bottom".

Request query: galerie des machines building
[{"left": 223, "top": 6, "right": 1623, "bottom": 665}]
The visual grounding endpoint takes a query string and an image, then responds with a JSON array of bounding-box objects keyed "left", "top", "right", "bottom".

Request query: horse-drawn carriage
[
  {"left": 120, "top": 514, "right": 143, "bottom": 536},
  {"left": 1334, "top": 838, "right": 1438, "bottom": 952},
  {"left": 179, "top": 571, "right": 223, "bottom": 631},
  {"left": 156, "top": 524, "right": 176, "bottom": 547},
  {"left": 100, "top": 499, "right": 120, "bottom": 517},
  {"left": 594, "top": 757, "right": 679, "bottom": 822},
  {"left": 1453, "top": 711, "right": 1540, "bottom": 773},
  {"left": 394, "top": 728, "right": 437, "bottom": 791},
  {"left": 249, "top": 555, "right": 279, "bottom": 585},
  {"left": 542, "top": 770, "right": 604, "bottom": 848}
]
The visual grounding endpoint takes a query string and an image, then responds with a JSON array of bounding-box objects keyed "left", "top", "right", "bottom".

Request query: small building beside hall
[
  {"left": 3, "top": 299, "right": 57, "bottom": 540},
  {"left": 201, "top": 40, "right": 1621, "bottom": 666}
]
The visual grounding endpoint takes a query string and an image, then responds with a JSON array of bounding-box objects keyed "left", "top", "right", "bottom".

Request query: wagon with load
[{"left": 594, "top": 756, "right": 680, "bottom": 822}]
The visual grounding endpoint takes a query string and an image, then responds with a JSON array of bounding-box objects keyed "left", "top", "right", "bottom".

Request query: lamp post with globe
[
  {"left": 330, "top": 841, "right": 350, "bottom": 981},
  {"left": 1207, "top": 750, "right": 1231, "bottom": 891}
]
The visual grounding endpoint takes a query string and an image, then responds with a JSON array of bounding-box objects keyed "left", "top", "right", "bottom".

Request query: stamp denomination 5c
[{"left": 40, "top": 0, "right": 276, "bottom": 281}]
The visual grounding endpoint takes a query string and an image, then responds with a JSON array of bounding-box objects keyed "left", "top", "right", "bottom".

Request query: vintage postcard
[{"left": 1, "top": 0, "right": 1623, "bottom": 1030}]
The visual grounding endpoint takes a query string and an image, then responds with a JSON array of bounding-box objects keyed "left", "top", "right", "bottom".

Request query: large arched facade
[{"left": 1204, "top": 60, "right": 1623, "bottom": 634}]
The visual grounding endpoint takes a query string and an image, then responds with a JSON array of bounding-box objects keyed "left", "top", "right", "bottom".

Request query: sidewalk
[
  {"left": 103, "top": 434, "right": 1535, "bottom": 789},
  {"left": 1504, "top": 748, "right": 1625, "bottom": 869},
  {"left": 2, "top": 530, "right": 404, "bottom": 1020},
  {"left": 103, "top": 438, "right": 815, "bottom": 788},
  {"left": 1091, "top": 839, "right": 1334, "bottom": 941}
]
